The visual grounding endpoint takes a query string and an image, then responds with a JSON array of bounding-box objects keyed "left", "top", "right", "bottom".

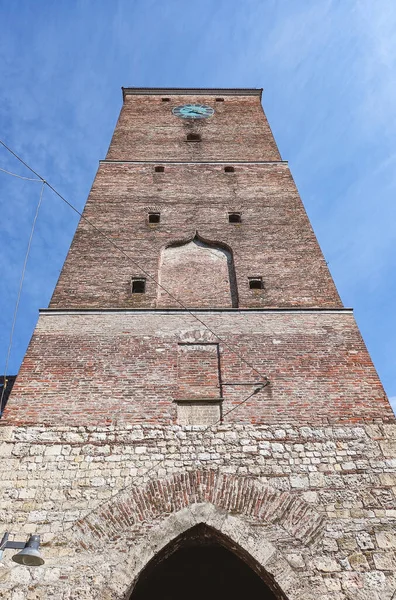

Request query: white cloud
[{"left": 0, "top": 0, "right": 395, "bottom": 402}]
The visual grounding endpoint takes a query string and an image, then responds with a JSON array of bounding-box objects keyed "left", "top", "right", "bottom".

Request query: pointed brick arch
[
  {"left": 60, "top": 471, "right": 326, "bottom": 599},
  {"left": 157, "top": 233, "right": 238, "bottom": 308},
  {"left": 73, "top": 470, "right": 323, "bottom": 551}
]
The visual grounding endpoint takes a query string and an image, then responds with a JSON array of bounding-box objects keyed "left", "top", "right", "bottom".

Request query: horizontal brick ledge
[
  {"left": 122, "top": 87, "right": 263, "bottom": 98},
  {"left": 39, "top": 307, "right": 353, "bottom": 315},
  {"left": 99, "top": 159, "right": 289, "bottom": 165},
  {"left": 174, "top": 398, "right": 224, "bottom": 404}
]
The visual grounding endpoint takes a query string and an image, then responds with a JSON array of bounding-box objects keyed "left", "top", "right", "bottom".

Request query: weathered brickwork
[
  {"left": 50, "top": 162, "right": 341, "bottom": 309},
  {"left": 1, "top": 88, "right": 395, "bottom": 598},
  {"left": 2, "top": 311, "right": 393, "bottom": 427},
  {"left": 106, "top": 91, "right": 281, "bottom": 162},
  {"left": 0, "top": 423, "right": 395, "bottom": 599},
  {"left": 158, "top": 240, "right": 238, "bottom": 308}
]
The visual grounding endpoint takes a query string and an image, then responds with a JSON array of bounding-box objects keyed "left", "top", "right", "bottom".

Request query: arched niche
[
  {"left": 56, "top": 472, "right": 326, "bottom": 599},
  {"left": 157, "top": 234, "right": 238, "bottom": 308},
  {"left": 129, "top": 523, "right": 284, "bottom": 600}
]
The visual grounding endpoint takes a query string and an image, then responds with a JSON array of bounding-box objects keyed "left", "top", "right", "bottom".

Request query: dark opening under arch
[{"left": 129, "top": 524, "right": 284, "bottom": 600}]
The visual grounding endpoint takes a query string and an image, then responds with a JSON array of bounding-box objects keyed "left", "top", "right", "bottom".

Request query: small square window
[
  {"left": 228, "top": 212, "right": 241, "bottom": 224},
  {"left": 162, "top": 98, "right": 170, "bottom": 102},
  {"left": 132, "top": 278, "right": 146, "bottom": 294},
  {"left": 248, "top": 277, "right": 263, "bottom": 290},
  {"left": 148, "top": 212, "right": 160, "bottom": 224},
  {"left": 187, "top": 133, "right": 201, "bottom": 142},
  {"left": 215, "top": 98, "right": 224, "bottom": 102},
  {"left": 155, "top": 166, "right": 165, "bottom": 173},
  {"left": 224, "top": 166, "right": 235, "bottom": 173}
]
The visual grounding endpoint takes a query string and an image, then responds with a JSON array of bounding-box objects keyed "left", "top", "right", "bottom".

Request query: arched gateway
[
  {"left": 63, "top": 470, "right": 324, "bottom": 600},
  {"left": 130, "top": 524, "right": 281, "bottom": 600},
  {"left": 3, "top": 87, "right": 395, "bottom": 600}
]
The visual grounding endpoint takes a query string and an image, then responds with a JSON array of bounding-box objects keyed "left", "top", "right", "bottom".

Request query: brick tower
[{"left": 1, "top": 89, "right": 395, "bottom": 600}]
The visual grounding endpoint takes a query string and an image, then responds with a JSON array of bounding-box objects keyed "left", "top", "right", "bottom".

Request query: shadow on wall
[
  {"left": 129, "top": 523, "right": 281, "bottom": 600},
  {"left": 157, "top": 234, "right": 238, "bottom": 308},
  {"left": 0, "top": 375, "right": 16, "bottom": 417}
]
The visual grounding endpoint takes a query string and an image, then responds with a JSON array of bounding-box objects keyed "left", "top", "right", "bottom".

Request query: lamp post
[{"left": 0, "top": 532, "right": 44, "bottom": 566}]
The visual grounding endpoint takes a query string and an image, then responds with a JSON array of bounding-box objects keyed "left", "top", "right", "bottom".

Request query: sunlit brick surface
[
  {"left": 3, "top": 311, "right": 392, "bottom": 426},
  {"left": 106, "top": 93, "right": 281, "bottom": 162},
  {"left": 1, "top": 89, "right": 395, "bottom": 599},
  {"left": 50, "top": 163, "right": 340, "bottom": 308}
]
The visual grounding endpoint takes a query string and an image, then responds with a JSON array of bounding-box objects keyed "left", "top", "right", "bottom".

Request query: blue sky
[{"left": 0, "top": 0, "right": 395, "bottom": 414}]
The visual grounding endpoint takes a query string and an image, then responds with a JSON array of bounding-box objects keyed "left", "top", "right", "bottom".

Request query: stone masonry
[{"left": 0, "top": 88, "right": 395, "bottom": 599}]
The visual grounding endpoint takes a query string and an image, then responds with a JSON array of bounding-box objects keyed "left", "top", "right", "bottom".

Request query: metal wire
[
  {"left": 0, "top": 166, "right": 42, "bottom": 181},
  {"left": 0, "top": 138, "right": 272, "bottom": 533},
  {"left": 0, "top": 182, "right": 45, "bottom": 415},
  {"left": 0, "top": 138, "right": 269, "bottom": 383}
]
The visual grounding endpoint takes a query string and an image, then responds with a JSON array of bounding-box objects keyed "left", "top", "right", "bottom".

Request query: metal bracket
[{"left": 0, "top": 532, "right": 25, "bottom": 551}]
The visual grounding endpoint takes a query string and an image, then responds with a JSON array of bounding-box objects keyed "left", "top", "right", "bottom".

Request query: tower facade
[{"left": 1, "top": 89, "right": 395, "bottom": 599}]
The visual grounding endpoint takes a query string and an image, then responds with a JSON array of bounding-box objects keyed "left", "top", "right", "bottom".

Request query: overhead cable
[
  {"left": 0, "top": 166, "right": 42, "bottom": 182},
  {"left": 0, "top": 138, "right": 269, "bottom": 384},
  {"left": 0, "top": 182, "right": 45, "bottom": 415},
  {"left": 0, "top": 139, "right": 271, "bottom": 537}
]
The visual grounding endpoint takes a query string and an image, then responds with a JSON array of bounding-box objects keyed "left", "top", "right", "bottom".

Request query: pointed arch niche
[
  {"left": 129, "top": 524, "right": 282, "bottom": 600},
  {"left": 157, "top": 234, "right": 238, "bottom": 308}
]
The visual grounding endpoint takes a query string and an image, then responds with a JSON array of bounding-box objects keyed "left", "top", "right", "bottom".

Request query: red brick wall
[
  {"left": 51, "top": 91, "right": 339, "bottom": 309},
  {"left": 50, "top": 163, "right": 341, "bottom": 309},
  {"left": 106, "top": 93, "right": 281, "bottom": 162},
  {"left": 176, "top": 343, "right": 221, "bottom": 400},
  {"left": 158, "top": 239, "right": 237, "bottom": 308},
  {"left": 3, "top": 311, "right": 393, "bottom": 426},
  {"left": 4, "top": 90, "right": 393, "bottom": 428}
]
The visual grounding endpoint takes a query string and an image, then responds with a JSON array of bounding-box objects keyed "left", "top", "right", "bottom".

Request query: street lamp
[{"left": 0, "top": 532, "right": 44, "bottom": 566}]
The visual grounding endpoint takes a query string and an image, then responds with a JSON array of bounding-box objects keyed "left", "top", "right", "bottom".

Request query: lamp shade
[{"left": 12, "top": 535, "right": 44, "bottom": 566}]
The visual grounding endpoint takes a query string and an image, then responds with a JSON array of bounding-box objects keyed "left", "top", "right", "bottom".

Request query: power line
[
  {"left": 60, "top": 382, "right": 267, "bottom": 540},
  {"left": 0, "top": 166, "right": 42, "bottom": 182},
  {"left": 202, "top": 382, "right": 268, "bottom": 434},
  {"left": 0, "top": 182, "right": 45, "bottom": 416},
  {"left": 0, "top": 138, "right": 269, "bottom": 384},
  {"left": 0, "top": 139, "right": 272, "bottom": 533},
  {"left": 0, "top": 139, "right": 273, "bottom": 543}
]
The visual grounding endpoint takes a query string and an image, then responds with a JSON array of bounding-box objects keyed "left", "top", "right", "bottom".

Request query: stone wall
[
  {"left": 0, "top": 422, "right": 395, "bottom": 599},
  {"left": 3, "top": 89, "right": 395, "bottom": 600}
]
